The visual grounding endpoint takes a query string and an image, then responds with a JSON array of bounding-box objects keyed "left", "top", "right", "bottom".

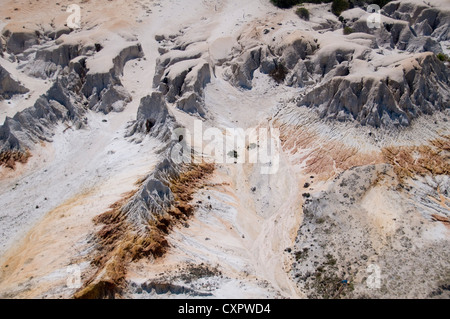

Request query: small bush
[
  {"left": 271, "top": 0, "right": 390, "bottom": 11},
  {"left": 227, "top": 150, "right": 239, "bottom": 159},
  {"left": 437, "top": 53, "right": 449, "bottom": 62},
  {"left": 343, "top": 26, "right": 354, "bottom": 35},
  {"left": 270, "top": 0, "right": 301, "bottom": 9},
  {"left": 366, "top": 0, "right": 392, "bottom": 7},
  {"left": 296, "top": 7, "right": 310, "bottom": 20},
  {"left": 331, "top": 0, "right": 349, "bottom": 16},
  {"left": 269, "top": 63, "right": 288, "bottom": 83},
  {"left": 271, "top": 0, "right": 334, "bottom": 9},
  {"left": 348, "top": 0, "right": 392, "bottom": 7}
]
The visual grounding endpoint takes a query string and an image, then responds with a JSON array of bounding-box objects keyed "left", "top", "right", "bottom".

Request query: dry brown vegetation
[
  {"left": 278, "top": 120, "right": 449, "bottom": 183},
  {"left": 300, "top": 144, "right": 381, "bottom": 179},
  {"left": 278, "top": 124, "right": 382, "bottom": 179},
  {"left": 74, "top": 162, "right": 214, "bottom": 299},
  {"left": 431, "top": 214, "right": 450, "bottom": 225},
  {"left": 0, "top": 150, "right": 31, "bottom": 169},
  {"left": 382, "top": 136, "right": 450, "bottom": 182}
]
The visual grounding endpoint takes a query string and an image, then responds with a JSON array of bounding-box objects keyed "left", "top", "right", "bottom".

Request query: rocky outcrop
[
  {"left": 297, "top": 53, "right": 449, "bottom": 128},
  {"left": 46, "top": 27, "right": 72, "bottom": 41},
  {"left": 160, "top": 58, "right": 204, "bottom": 103},
  {"left": 74, "top": 35, "right": 217, "bottom": 299},
  {"left": 0, "top": 42, "right": 143, "bottom": 163},
  {"left": 0, "top": 71, "right": 86, "bottom": 157},
  {"left": 223, "top": 31, "right": 319, "bottom": 89},
  {"left": 217, "top": 8, "right": 449, "bottom": 130},
  {"left": 21, "top": 43, "right": 81, "bottom": 79},
  {"left": 177, "top": 92, "right": 206, "bottom": 117},
  {"left": 152, "top": 48, "right": 203, "bottom": 89},
  {"left": 81, "top": 43, "right": 143, "bottom": 114},
  {"left": 2, "top": 28, "right": 40, "bottom": 55},
  {"left": 87, "top": 84, "right": 131, "bottom": 114},
  {"left": 36, "top": 44, "right": 81, "bottom": 68},
  {"left": 227, "top": 45, "right": 263, "bottom": 89},
  {"left": 0, "top": 65, "right": 29, "bottom": 99},
  {"left": 349, "top": 17, "right": 443, "bottom": 54},
  {"left": 276, "top": 32, "right": 318, "bottom": 69},
  {"left": 220, "top": 19, "right": 448, "bottom": 128},
  {"left": 22, "top": 43, "right": 81, "bottom": 78},
  {"left": 343, "top": 2, "right": 450, "bottom": 54},
  {"left": 382, "top": 1, "right": 450, "bottom": 41},
  {"left": 120, "top": 156, "right": 179, "bottom": 228},
  {"left": 74, "top": 149, "right": 215, "bottom": 298},
  {"left": 127, "top": 92, "right": 172, "bottom": 139},
  {"left": 152, "top": 37, "right": 211, "bottom": 117},
  {"left": 72, "top": 151, "right": 181, "bottom": 298}
]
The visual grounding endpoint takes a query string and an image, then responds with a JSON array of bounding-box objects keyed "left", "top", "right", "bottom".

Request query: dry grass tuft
[
  {"left": 382, "top": 136, "right": 450, "bottom": 182},
  {"left": 431, "top": 214, "right": 450, "bottom": 224},
  {"left": 0, "top": 150, "right": 31, "bottom": 169}
]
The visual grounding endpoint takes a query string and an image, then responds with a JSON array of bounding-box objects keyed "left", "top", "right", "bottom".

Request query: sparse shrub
[
  {"left": 296, "top": 7, "right": 310, "bottom": 20},
  {"left": 437, "top": 53, "right": 449, "bottom": 62},
  {"left": 373, "top": 0, "right": 392, "bottom": 6},
  {"left": 325, "top": 253, "right": 337, "bottom": 266},
  {"left": 270, "top": 0, "right": 301, "bottom": 9},
  {"left": 295, "top": 248, "right": 309, "bottom": 261},
  {"left": 227, "top": 150, "right": 239, "bottom": 158},
  {"left": 343, "top": 26, "right": 354, "bottom": 35},
  {"left": 271, "top": 0, "right": 391, "bottom": 10},
  {"left": 269, "top": 62, "right": 288, "bottom": 83},
  {"left": 360, "top": 0, "right": 392, "bottom": 7},
  {"left": 247, "top": 143, "right": 258, "bottom": 150},
  {"left": 271, "top": 0, "right": 333, "bottom": 9},
  {"left": 178, "top": 263, "right": 222, "bottom": 283},
  {"left": 331, "top": 0, "right": 349, "bottom": 16},
  {"left": 303, "top": 0, "right": 330, "bottom": 3}
]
